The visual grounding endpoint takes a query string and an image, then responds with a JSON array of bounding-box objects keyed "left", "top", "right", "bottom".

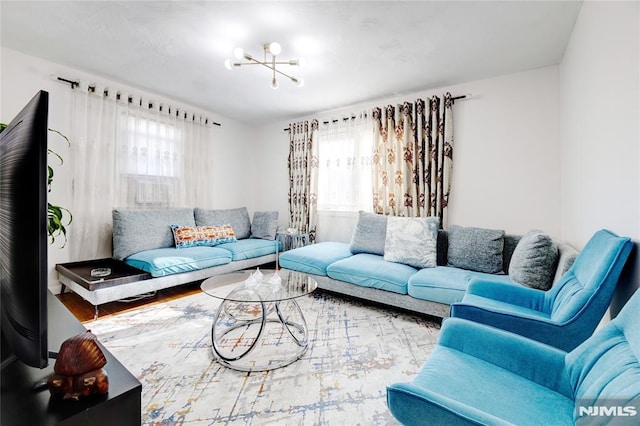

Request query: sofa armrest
[
  {"left": 464, "top": 279, "right": 547, "bottom": 311},
  {"left": 437, "top": 318, "right": 573, "bottom": 397}
]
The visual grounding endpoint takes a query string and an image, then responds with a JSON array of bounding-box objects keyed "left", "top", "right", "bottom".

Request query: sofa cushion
[
  {"left": 509, "top": 230, "right": 558, "bottom": 290},
  {"left": 216, "top": 238, "right": 281, "bottom": 261},
  {"left": 388, "top": 335, "right": 575, "bottom": 425},
  {"left": 125, "top": 246, "right": 232, "bottom": 277},
  {"left": 279, "top": 242, "right": 353, "bottom": 276},
  {"left": 408, "top": 266, "right": 513, "bottom": 305},
  {"left": 112, "top": 208, "right": 196, "bottom": 260},
  {"left": 350, "top": 211, "right": 388, "bottom": 255},
  {"left": 384, "top": 216, "right": 439, "bottom": 268},
  {"left": 327, "top": 253, "right": 416, "bottom": 295},
  {"left": 170, "top": 224, "right": 237, "bottom": 248},
  {"left": 194, "top": 207, "right": 251, "bottom": 239},
  {"left": 251, "top": 211, "right": 278, "bottom": 240},
  {"left": 447, "top": 225, "right": 505, "bottom": 274}
]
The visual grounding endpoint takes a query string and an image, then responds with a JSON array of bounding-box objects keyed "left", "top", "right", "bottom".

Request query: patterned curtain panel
[
  {"left": 372, "top": 93, "right": 454, "bottom": 225},
  {"left": 287, "top": 120, "right": 319, "bottom": 243}
]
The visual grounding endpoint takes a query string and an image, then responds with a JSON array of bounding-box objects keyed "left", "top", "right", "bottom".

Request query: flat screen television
[{"left": 0, "top": 90, "right": 50, "bottom": 370}]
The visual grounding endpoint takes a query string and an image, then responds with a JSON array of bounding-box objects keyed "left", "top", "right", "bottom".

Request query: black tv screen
[{"left": 0, "top": 90, "right": 49, "bottom": 369}]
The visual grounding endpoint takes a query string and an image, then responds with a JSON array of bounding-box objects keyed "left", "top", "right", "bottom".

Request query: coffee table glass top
[{"left": 200, "top": 269, "right": 317, "bottom": 303}]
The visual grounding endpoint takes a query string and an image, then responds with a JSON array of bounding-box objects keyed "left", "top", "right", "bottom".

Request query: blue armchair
[
  {"left": 387, "top": 288, "right": 640, "bottom": 425},
  {"left": 450, "top": 229, "right": 632, "bottom": 351}
]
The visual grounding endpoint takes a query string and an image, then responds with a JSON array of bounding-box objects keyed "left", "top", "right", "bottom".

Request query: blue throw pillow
[
  {"left": 350, "top": 211, "right": 388, "bottom": 255},
  {"left": 112, "top": 208, "right": 196, "bottom": 260},
  {"left": 251, "top": 211, "right": 278, "bottom": 240},
  {"left": 194, "top": 207, "right": 251, "bottom": 239}
]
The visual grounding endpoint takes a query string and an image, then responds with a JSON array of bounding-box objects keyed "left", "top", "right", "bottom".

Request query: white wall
[
  {"left": 559, "top": 1, "right": 640, "bottom": 316},
  {"left": 1, "top": 47, "right": 256, "bottom": 292},
  {"left": 253, "top": 66, "right": 563, "bottom": 242}
]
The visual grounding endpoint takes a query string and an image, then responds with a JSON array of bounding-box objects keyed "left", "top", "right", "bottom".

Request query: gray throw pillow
[
  {"left": 509, "top": 230, "right": 558, "bottom": 290},
  {"left": 194, "top": 207, "right": 251, "bottom": 239},
  {"left": 251, "top": 211, "right": 278, "bottom": 240},
  {"left": 384, "top": 216, "right": 439, "bottom": 268},
  {"left": 447, "top": 225, "right": 505, "bottom": 273},
  {"left": 350, "top": 211, "right": 388, "bottom": 255},
  {"left": 112, "top": 208, "right": 196, "bottom": 260}
]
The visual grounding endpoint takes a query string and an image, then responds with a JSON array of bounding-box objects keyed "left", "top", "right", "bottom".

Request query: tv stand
[{"left": 1, "top": 292, "right": 141, "bottom": 425}]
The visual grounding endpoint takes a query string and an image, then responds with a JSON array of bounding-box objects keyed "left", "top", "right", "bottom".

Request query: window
[
  {"left": 122, "top": 113, "right": 181, "bottom": 205},
  {"left": 316, "top": 117, "right": 373, "bottom": 212},
  {"left": 125, "top": 114, "right": 181, "bottom": 178}
]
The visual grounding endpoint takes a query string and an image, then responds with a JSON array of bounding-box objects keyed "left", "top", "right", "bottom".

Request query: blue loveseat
[
  {"left": 60, "top": 207, "right": 280, "bottom": 308},
  {"left": 280, "top": 212, "right": 579, "bottom": 318},
  {"left": 112, "top": 207, "right": 280, "bottom": 277},
  {"left": 387, "top": 287, "right": 640, "bottom": 425}
]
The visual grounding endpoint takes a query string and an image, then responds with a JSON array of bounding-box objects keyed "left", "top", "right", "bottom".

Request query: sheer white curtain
[
  {"left": 314, "top": 111, "right": 374, "bottom": 242},
  {"left": 69, "top": 83, "right": 216, "bottom": 261},
  {"left": 118, "top": 96, "right": 214, "bottom": 208}
]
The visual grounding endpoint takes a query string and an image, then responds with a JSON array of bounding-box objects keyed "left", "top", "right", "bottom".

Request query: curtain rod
[
  {"left": 283, "top": 93, "right": 470, "bottom": 132},
  {"left": 54, "top": 76, "right": 222, "bottom": 127}
]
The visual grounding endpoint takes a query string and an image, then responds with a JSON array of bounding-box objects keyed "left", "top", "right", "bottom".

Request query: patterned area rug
[{"left": 88, "top": 288, "right": 440, "bottom": 425}]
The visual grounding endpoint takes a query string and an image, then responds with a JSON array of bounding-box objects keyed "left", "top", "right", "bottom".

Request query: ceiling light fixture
[{"left": 224, "top": 42, "right": 305, "bottom": 88}]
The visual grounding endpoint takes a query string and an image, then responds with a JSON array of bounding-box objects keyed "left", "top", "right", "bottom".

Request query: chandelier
[{"left": 224, "top": 42, "right": 305, "bottom": 89}]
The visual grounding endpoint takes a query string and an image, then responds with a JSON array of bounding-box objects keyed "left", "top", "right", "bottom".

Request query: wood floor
[{"left": 56, "top": 281, "right": 203, "bottom": 323}]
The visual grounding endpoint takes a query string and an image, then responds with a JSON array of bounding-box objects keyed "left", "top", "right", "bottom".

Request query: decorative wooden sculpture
[{"left": 47, "top": 331, "right": 109, "bottom": 400}]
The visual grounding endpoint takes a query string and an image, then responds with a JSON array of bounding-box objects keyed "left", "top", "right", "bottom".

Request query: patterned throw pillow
[
  {"left": 384, "top": 216, "right": 439, "bottom": 268},
  {"left": 170, "top": 224, "right": 237, "bottom": 248}
]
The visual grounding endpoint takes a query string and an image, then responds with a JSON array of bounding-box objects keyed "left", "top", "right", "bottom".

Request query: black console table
[{"left": 1, "top": 291, "right": 141, "bottom": 425}]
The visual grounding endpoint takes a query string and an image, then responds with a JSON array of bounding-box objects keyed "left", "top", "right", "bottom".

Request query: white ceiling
[{"left": 1, "top": 1, "right": 582, "bottom": 125}]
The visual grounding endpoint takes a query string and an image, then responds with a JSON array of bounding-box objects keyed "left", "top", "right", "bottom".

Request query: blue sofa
[
  {"left": 59, "top": 207, "right": 280, "bottom": 308},
  {"left": 280, "top": 212, "right": 578, "bottom": 318},
  {"left": 387, "top": 287, "right": 640, "bottom": 425}
]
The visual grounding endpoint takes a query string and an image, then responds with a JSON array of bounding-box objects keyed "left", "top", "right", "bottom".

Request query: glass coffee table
[{"left": 200, "top": 269, "right": 317, "bottom": 372}]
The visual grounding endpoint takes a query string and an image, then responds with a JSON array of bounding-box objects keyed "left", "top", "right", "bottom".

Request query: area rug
[{"left": 87, "top": 289, "right": 440, "bottom": 425}]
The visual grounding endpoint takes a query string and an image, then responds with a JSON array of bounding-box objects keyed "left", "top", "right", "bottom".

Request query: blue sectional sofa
[
  {"left": 60, "top": 207, "right": 281, "bottom": 308},
  {"left": 280, "top": 212, "right": 579, "bottom": 318}
]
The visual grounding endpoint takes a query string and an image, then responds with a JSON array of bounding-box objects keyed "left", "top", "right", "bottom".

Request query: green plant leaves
[
  {"left": 47, "top": 128, "right": 72, "bottom": 247},
  {"left": 48, "top": 203, "right": 72, "bottom": 247}
]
